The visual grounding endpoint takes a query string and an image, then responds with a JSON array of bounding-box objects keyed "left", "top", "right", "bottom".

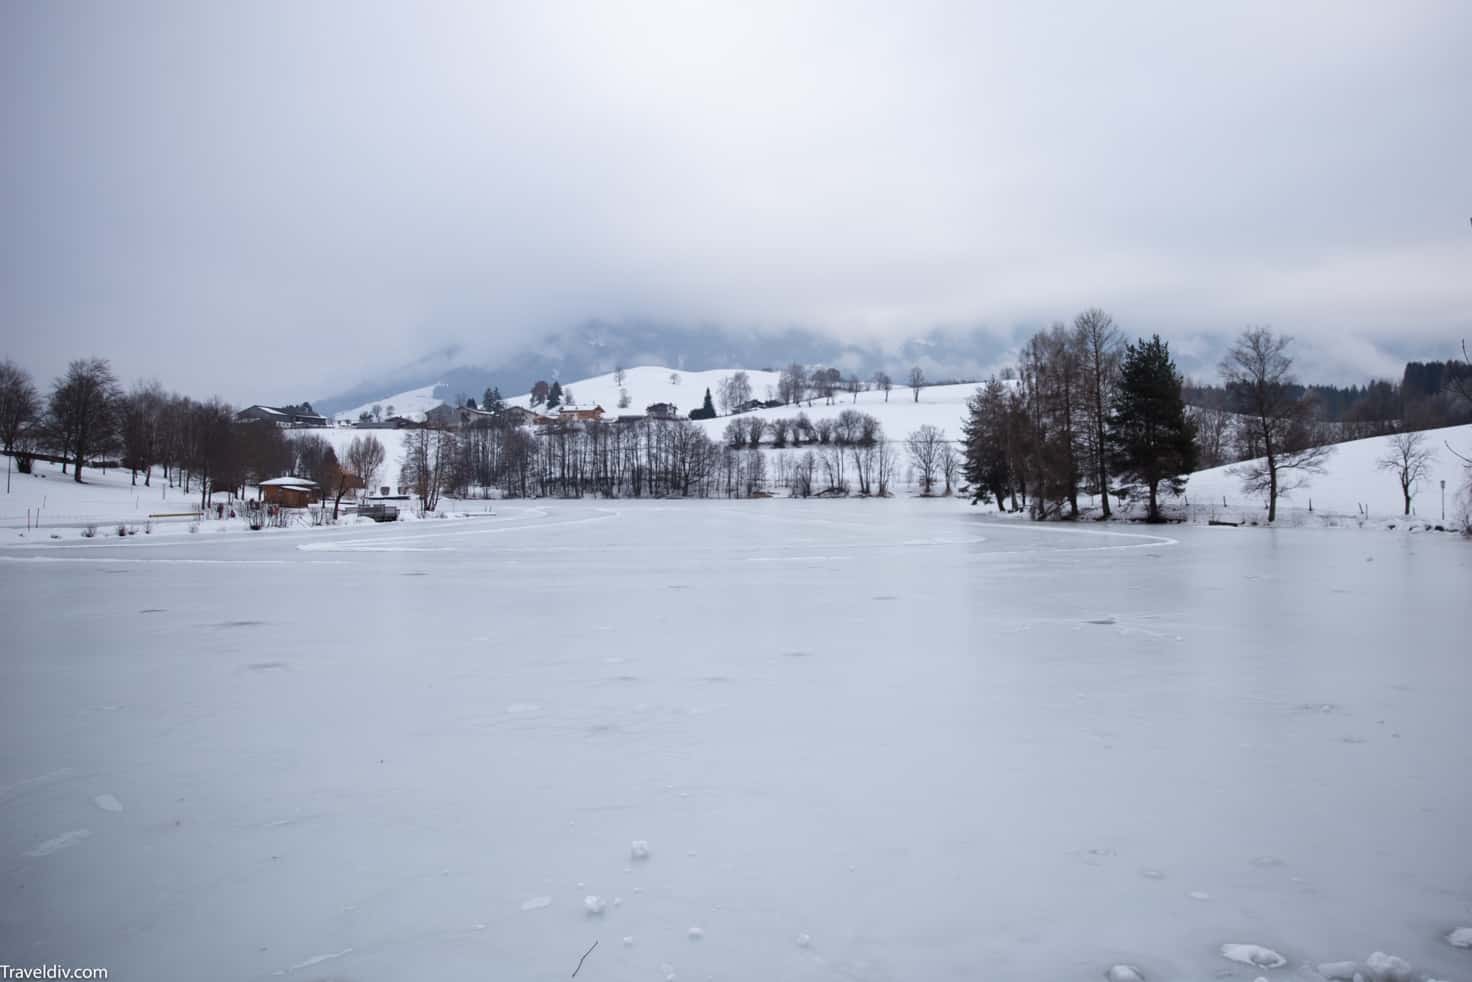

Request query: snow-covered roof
[{"left": 259, "top": 477, "right": 319, "bottom": 488}]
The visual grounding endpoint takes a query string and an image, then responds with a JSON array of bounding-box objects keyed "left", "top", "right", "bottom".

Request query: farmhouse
[{"left": 236, "top": 403, "right": 329, "bottom": 427}]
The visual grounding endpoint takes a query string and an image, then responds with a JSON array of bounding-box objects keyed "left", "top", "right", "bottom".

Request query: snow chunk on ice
[
  {"left": 687, "top": 927, "right": 704, "bottom": 940},
  {"left": 1105, "top": 965, "right": 1145, "bottom": 982},
  {"left": 796, "top": 933, "right": 812, "bottom": 949},
  {"left": 1188, "top": 891, "right": 1211, "bottom": 901},
  {"left": 1364, "top": 952, "right": 1413, "bottom": 982},
  {"left": 1220, "top": 944, "right": 1286, "bottom": 969},
  {"left": 520, "top": 896, "right": 552, "bottom": 911},
  {"left": 622, "top": 936, "right": 634, "bottom": 947},
  {"left": 93, "top": 794, "right": 123, "bottom": 812},
  {"left": 631, "top": 839, "right": 650, "bottom": 860},
  {"left": 583, "top": 895, "right": 606, "bottom": 915},
  {"left": 1447, "top": 927, "right": 1472, "bottom": 949}
]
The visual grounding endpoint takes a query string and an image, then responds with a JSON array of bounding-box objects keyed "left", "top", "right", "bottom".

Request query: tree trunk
[{"left": 1147, "top": 480, "right": 1159, "bottom": 522}]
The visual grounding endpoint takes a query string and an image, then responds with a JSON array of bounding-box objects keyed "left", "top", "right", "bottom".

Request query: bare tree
[
  {"left": 1187, "top": 405, "right": 1234, "bottom": 469},
  {"left": 48, "top": 357, "right": 121, "bottom": 483},
  {"left": 907, "top": 424, "right": 946, "bottom": 494},
  {"left": 1073, "top": 308, "right": 1122, "bottom": 517},
  {"left": 1219, "top": 328, "right": 1331, "bottom": 521},
  {"left": 1377, "top": 431, "right": 1435, "bottom": 516},
  {"left": 718, "top": 371, "right": 752, "bottom": 414},
  {"left": 346, "top": 434, "right": 387, "bottom": 495},
  {"left": 0, "top": 359, "right": 40, "bottom": 454},
  {"left": 617, "top": 388, "right": 631, "bottom": 409},
  {"left": 779, "top": 363, "right": 808, "bottom": 405},
  {"left": 872, "top": 371, "right": 893, "bottom": 402},
  {"left": 614, "top": 365, "right": 627, "bottom": 386},
  {"left": 939, "top": 440, "right": 959, "bottom": 495},
  {"left": 908, "top": 366, "right": 926, "bottom": 402},
  {"left": 743, "top": 416, "right": 767, "bottom": 448},
  {"left": 669, "top": 371, "right": 681, "bottom": 387},
  {"left": 121, "top": 380, "right": 166, "bottom": 486},
  {"left": 844, "top": 374, "right": 861, "bottom": 403}
]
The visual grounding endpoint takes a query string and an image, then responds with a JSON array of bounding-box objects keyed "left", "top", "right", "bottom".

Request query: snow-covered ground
[
  {"left": 0, "top": 431, "right": 416, "bottom": 532},
  {"left": 1176, "top": 423, "right": 1472, "bottom": 524},
  {"left": 1, "top": 500, "right": 1469, "bottom": 981}
]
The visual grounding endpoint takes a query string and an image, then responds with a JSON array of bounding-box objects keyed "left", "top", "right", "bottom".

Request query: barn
[{"left": 258, "top": 477, "right": 321, "bottom": 508}]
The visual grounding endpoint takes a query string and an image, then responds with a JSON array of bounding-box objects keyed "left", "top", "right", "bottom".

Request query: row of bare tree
[{"left": 0, "top": 356, "right": 388, "bottom": 514}]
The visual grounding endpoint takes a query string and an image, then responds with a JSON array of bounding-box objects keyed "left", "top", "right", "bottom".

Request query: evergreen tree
[
  {"left": 1108, "top": 335, "right": 1198, "bottom": 522},
  {"left": 961, "top": 378, "right": 1013, "bottom": 507},
  {"left": 547, "top": 381, "right": 563, "bottom": 409},
  {"left": 482, "top": 386, "right": 504, "bottom": 412}
]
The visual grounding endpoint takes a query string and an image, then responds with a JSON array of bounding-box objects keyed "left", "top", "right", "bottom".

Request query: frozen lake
[{"left": 2, "top": 501, "right": 1470, "bottom": 981}]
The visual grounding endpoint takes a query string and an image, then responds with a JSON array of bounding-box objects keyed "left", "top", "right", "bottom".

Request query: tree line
[
  {"left": 959, "top": 315, "right": 1337, "bottom": 523},
  {"left": 0, "top": 356, "right": 387, "bottom": 515}
]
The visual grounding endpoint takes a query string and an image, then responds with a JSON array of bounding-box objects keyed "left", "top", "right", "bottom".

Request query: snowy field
[{"left": 2, "top": 500, "right": 1470, "bottom": 982}]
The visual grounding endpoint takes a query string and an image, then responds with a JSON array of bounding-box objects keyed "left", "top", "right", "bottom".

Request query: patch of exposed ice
[{"left": 1219, "top": 944, "right": 1286, "bottom": 969}]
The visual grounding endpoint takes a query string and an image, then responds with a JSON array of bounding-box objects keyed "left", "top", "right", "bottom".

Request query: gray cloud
[{"left": 4, "top": 0, "right": 1470, "bottom": 402}]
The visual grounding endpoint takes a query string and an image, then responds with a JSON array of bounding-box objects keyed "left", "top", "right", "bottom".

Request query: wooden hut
[{"left": 259, "top": 477, "right": 321, "bottom": 508}]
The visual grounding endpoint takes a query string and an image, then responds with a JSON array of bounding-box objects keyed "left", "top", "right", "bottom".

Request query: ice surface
[{"left": 1, "top": 498, "right": 1469, "bottom": 981}]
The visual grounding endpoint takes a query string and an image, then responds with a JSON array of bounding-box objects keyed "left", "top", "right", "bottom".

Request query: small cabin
[{"left": 259, "top": 477, "right": 321, "bottom": 508}]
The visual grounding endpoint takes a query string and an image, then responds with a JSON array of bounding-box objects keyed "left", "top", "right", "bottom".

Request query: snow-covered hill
[
  {"left": 505, "top": 366, "right": 783, "bottom": 417},
  {"left": 334, "top": 384, "right": 443, "bottom": 423},
  {"left": 504, "top": 364, "right": 980, "bottom": 441},
  {"left": 1178, "top": 423, "right": 1471, "bottom": 522}
]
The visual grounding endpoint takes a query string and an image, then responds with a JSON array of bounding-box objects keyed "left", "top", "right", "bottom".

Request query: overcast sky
[{"left": 4, "top": 1, "right": 1470, "bottom": 403}]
